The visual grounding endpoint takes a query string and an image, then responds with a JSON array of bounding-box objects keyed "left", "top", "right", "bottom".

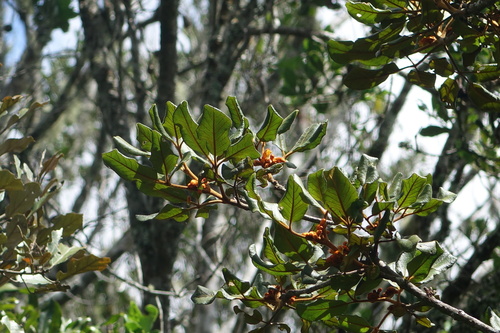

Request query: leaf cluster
[
  {"left": 333, "top": 0, "right": 500, "bottom": 111},
  {"left": 0, "top": 96, "right": 110, "bottom": 295},
  {"left": 104, "top": 98, "right": 465, "bottom": 332}
]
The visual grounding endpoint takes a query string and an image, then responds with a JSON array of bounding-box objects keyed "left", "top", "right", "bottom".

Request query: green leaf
[
  {"left": 344, "top": 63, "right": 400, "bottom": 90},
  {"left": 396, "top": 241, "right": 456, "bottom": 283},
  {"left": 355, "top": 276, "right": 383, "bottom": 295},
  {"left": 113, "top": 136, "right": 150, "bottom": 157},
  {"left": 473, "top": 64, "right": 500, "bottom": 82},
  {"left": 148, "top": 104, "right": 171, "bottom": 139},
  {"left": 329, "top": 21, "right": 404, "bottom": 65},
  {"left": 468, "top": 83, "right": 500, "bottom": 111},
  {"left": 49, "top": 243, "right": 84, "bottom": 267},
  {"left": 408, "top": 70, "right": 436, "bottom": 89},
  {"left": 429, "top": 58, "right": 454, "bottom": 77},
  {"left": 325, "top": 315, "right": 373, "bottom": 332},
  {"left": 346, "top": 1, "right": 404, "bottom": 24},
  {"left": 191, "top": 286, "right": 219, "bottom": 305},
  {"left": 415, "top": 316, "right": 435, "bottom": 328},
  {"left": 0, "top": 137, "right": 35, "bottom": 156},
  {"left": 261, "top": 228, "right": 286, "bottom": 265},
  {"left": 397, "top": 173, "right": 428, "bottom": 209},
  {"left": 355, "top": 154, "right": 379, "bottom": 185},
  {"left": 102, "top": 149, "right": 158, "bottom": 183},
  {"left": 5, "top": 182, "right": 41, "bottom": 218},
  {"left": 138, "top": 124, "right": 178, "bottom": 175},
  {"left": 52, "top": 213, "right": 83, "bottom": 237},
  {"left": 278, "top": 110, "right": 299, "bottom": 134},
  {"left": 249, "top": 244, "right": 301, "bottom": 275},
  {"left": 438, "top": 78, "right": 459, "bottom": 109},
  {"left": 307, "top": 167, "right": 359, "bottom": 222},
  {"left": 224, "top": 133, "right": 260, "bottom": 162},
  {"left": 163, "top": 101, "right": 178, "bottom": 138},
  {"left": 154, "top": 204, "right": 190, "bottom": 222},
  {"left": 222, "top": 268, "right": 251, "bottom": 296},
  {"left": 329, "top": 274, "right": 362, "bottom": 291},
  {"left": 0, "top": 170, "right": 23, "bottom": 191},
  {"left": 279, "top": 175, "right": 309, "bottom": 223},
  {"left": 397, "top": 235, "right": 422, "bottom": 252},
  {"left": 256, "top": 105, "right": 283, "bottom": 142},
  {"left": 413, "top": 188, "right": 456, "bottom": 216},
  {"left": 136, "top": 182, "right": 188, "bottom": 204},
  {"left": 297, "top": 299, "right": 348, "bottom": 321},
  {"left": 126, "top": 301, "right": 159, "bottom": 332},
  {"left": 225, "top": 96, "right": 244, "bottom": 129},
  {"left": 289, "top": 122, "right": 327, "bottom": 154},
  {"left": 419, "top": 125, "right": 450, "bottom": 137},
  {"left": 173, "top": 101, "right": 208, "bottom": 156},
  {"left": 197, "top": 104, "right": 232, "bottom": 157},
  {"left": 273, "top": 222, "right": 321, "bottom": 263},
  {"left": 387, "top": 172, "right": 403, "bottom": 201}
]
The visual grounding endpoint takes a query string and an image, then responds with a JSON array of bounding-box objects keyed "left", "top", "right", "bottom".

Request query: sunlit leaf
[
  {"left": 173, "top": 101, "right": 208, "bottom": 156},
  {"left": 224, "top": 133, "right": 260, "bottom": 162},
  {"left": 307, "top": 167, "right": 359, "bottom": 222},
  {"left": 346, "top": 1, "right": 404, "bottom": 24},
  {"left": 288, "top": 122, "right": 327, "bottom": 154},
  {"left": 397, "top": 173, "right": 428, "bottom": 209},
  {"left": 438, "top": 78, "right": 459, "bottom": 109},
  {"left": 326, "top": 315, "right": 373, "bottom": 332},
  {"left": 279, "top": 175, "right": 309, "bottom": 223},
  {"left": 297, "top": 299, "right": 348, "bottom": 321},
  {"left": 56, "top": 253, "right": 111, "bottom": 281},
  {"left": 102, "top": 149, "right": 158, "bottom": 183},
  {"left": 191, "top": 286, "right": 220, "bottom": 305},
  {"left": 154, "top": 204, "right": 190, "bottom": 222},
  {"left": 249, "top": 244, "right": 301, "bottom": 275},
  {"left": 197, "top": 104, "right": 232, "bottom": 157},
  {"left": 396, "top": 241, "right": 456, "bottom": 284},
  {"left": 256, "top": 105, "right": 283, "bottom": 142}
]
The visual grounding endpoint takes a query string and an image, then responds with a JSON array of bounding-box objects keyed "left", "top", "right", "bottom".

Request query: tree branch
[
  {"left": 246, "top": 26, "right": 335, "bottom": 42},
  {"left": 377, "top": 261, "right": 498, "bottom": 333},
  {"left": 462, "top": 0, "right": 498, "bottom": 15}
]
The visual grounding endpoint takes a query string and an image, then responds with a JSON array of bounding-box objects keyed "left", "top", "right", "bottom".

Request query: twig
[
  {"left": 105, "top": 270, "right": 179, "bottom": 297},
  {"left": 377, "top": 260, "right": 499, "bottom": 333}
]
